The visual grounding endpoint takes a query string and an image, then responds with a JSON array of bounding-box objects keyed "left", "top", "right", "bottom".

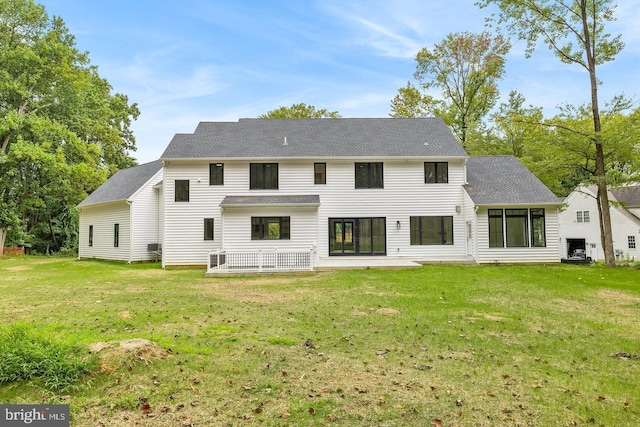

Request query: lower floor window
[
  {"left": 251, "top": 217, "right": 290, "bottom": 240},
  {"left": 489, "top": 208, "right": 546, "bottom": 248},
  {"left": 204, "top": 218, "right": 214, "bottom": 241},
  {"left": 114, "top": 223, "right": 119, "bottom": 248},
  {"left": 410, "top": 216, "right": 453, "bottom": 245}
]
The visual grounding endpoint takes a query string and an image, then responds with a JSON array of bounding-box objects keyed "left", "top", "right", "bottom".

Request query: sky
[{"left": 37, "top": 0, "right": 640, "bottom": 164}]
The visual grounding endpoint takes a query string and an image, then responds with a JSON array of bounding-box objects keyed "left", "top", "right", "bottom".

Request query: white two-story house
[{"left": 153, "top": 118, "right": 561, "bottom": 269}]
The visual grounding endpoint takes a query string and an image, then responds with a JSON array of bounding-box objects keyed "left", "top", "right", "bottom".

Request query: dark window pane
[
  {"left": 355, "top": 162, "right": 383, "bottom": 188},
  {"left": 265, "top": 163, "right": 278, "bottom": 189},
  {"left": 204, "top": 218, "right": 214, "bottom": 240},
  {"left": 251, "top": 217, "right": 261, "bottom": 240},
  {"left": 175, "top": 180, "right": 189, "bottom": 202},
  {"left": 89, "top": 225, "right": 93, "bottom": 247},
  {"left": 114, "top": 223, "right": 119, "bottom": 247},
  {"left": 209, "top": 163, "right": 224, "bottom": 185},
  {"left": 250, "top": 164, "right": 262, "bottom": 189},
  {"left": 506, "top": 209, "right": 528, "bottom": 247},
  {"left": 530, "top": 208, "right": 546, "bottom": 247},
  {"left": 355, "top": 163, "right": 368, "bottom": 188},
  {"left": 314, "top": 163, "right": 326, "bottom": 184},
  {"left": 251, "top": 217, "right": 290, "bottom": 240},
  {"left": 250, "top": 163, "right": 278, "bottom": 189},
  {"left": 425, "top": 162, "right": 448, "bottom": 183},
  {"left": 443, "top": 216, "right": 453, "bottom": 244},
  {"left": 424, "top": 163, "right": 436, "bottom": 183},
  {"left": 488, "top": 209, "right": 504, "bottom": 248},
  {"left": 410, "top": 217, "right": 420, "bottom": 245},
  {"left": 437, "top": 163, "right": 448, "bottom": 183},
  {"left": 370, "top": 163, "right": 383, "bottom": 188},
  {"left": 410, "top": 216, "right": 453, "bottom": 245}
]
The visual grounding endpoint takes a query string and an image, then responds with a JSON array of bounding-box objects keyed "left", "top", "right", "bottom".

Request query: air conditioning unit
[{"left": 147, "top": 243, "right": 162, "bottom": 252}]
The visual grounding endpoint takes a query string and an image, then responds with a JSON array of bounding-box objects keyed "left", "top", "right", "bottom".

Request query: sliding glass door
[{"left": 329, "top": 218, "right": 386, "bottom": 256}]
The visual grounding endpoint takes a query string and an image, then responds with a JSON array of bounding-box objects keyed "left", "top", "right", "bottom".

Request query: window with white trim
[
  {"left": 629, "top": 236, "right": 636, "bottom": 249},
  {"left": 576, "top": 211, "right": 590, "bottom": 223}
]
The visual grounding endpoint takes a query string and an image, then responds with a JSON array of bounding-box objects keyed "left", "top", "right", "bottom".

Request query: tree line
[{"left": 1, "top": 0, "right": 637, "bottom": 267}]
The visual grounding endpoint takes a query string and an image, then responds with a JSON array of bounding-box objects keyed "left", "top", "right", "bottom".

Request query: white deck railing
[{"left": 207, "top": 247, "right": 316, "bottom": 274}]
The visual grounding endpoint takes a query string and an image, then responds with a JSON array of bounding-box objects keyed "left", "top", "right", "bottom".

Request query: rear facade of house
[{"left": 159, "top": 118, "right": 561, "bottom": 267}]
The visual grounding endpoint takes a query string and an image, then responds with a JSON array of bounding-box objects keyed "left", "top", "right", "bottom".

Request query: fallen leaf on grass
[
  {"left": 431, "top": 419, "right": 443, "bottom": 427},
  {"left": 281, "top": 412, "right": 291, "bottom": 419}
]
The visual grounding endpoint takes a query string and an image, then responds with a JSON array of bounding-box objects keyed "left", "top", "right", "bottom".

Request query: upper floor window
[
  {"left": 250, "top": 163, "right": 278, "bottom": 189},
  {"left": 410, "top": 216, "right": 453, "bottom": 245},
  {"left": 576, "top": 210, "right": 590, "bottom": 223},
  {"left": 355, "top": 162, "right": 383, "bottom": 189},
  {"left": 424, "top": 162, "right": 448, "bottom": 183},
  {"left": 251, "top": 217, "right": 290, "bottom": 240},
  {"left": 314, "top": 163, "right": 326, "bottom": 184},
  {"left": 209, "top": 163, "right": 224, "bottom": 185},
  {"left": 629, "top": 236, "right": 636, "bottom": 249},
  {"left": 175, "top": 180, "right": 189, "bottom": 202}
]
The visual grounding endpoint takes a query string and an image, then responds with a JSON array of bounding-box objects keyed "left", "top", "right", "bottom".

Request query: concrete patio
[{"left": 315, "top": 256, "right": 423, "bottom": 270}]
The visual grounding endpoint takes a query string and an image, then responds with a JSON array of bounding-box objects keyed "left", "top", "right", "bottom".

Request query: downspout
[{"left": 126, "top": 200, "right": 133, "bottom": 264}]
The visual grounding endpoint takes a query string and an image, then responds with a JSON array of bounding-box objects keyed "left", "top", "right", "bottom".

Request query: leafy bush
[{"left": 0, "top": 324, "right": 97, "bottom": 391}]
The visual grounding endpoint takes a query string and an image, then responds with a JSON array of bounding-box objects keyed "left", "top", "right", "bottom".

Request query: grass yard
[{"left": 0, "top": 257, "right": 638, "bottom": 426}]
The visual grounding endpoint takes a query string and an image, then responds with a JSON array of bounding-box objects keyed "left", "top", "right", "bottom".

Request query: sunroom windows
[{"left": 488, "top": 208, "right": 546, "bottom": 248}]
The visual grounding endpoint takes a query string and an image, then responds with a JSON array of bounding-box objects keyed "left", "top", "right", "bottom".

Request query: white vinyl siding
[
  {"left": 129, "top": 173, "right": 163, "bottom": 262},
  {"left": 162, "top": 158, "right": 471, "bottom": 266},
  {"left": 78, "top": 203, "right": 130, "bottom": 261},
  {"left": 78, "top": 169, "right": 162, "bottom": 263}
]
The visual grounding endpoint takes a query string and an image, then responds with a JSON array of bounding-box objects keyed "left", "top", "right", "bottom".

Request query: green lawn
[{"left": 0, "top": 257, "right": 638, "bottom": 426}]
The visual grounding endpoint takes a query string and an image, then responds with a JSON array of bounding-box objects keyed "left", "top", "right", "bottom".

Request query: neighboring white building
[
  {"left": 155, "top": 118, "right": 561, "bottom": 267},
  {"left": 559, "top": 185, "right": 640, "bottom": 261},
  {"left": 77, "top": 160, "right": 163, "bottom": 262}
]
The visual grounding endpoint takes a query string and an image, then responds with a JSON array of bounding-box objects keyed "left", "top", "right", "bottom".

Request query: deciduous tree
[
  {"left": 478, "top": 0, "right": 624, "bottom": 266},
  {"left": 259, "top": 103, "right": 341, "bottom": 118},
  {"left": 0, "top": 0, "right": 139, "bottom": 255},
  {"left": 391, "top": 31, "right": 510, "bottom": 147}
]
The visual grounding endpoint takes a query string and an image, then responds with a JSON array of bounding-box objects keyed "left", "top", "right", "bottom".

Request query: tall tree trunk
[
  {"left": 581, "top": 1, "right": 615, "bottom": 267},
  {"left": 0, "top": 227, "right": 6, "bottom": 256},
  {"left": 595, "top": 143, "right": 615, "bottom": 266}
]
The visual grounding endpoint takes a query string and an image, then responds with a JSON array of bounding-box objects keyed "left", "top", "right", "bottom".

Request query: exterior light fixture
[{"left": 396, "top": 220, "right": 401, "bottom": 230}]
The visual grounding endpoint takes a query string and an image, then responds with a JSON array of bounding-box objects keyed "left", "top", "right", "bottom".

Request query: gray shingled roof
[
  {"left": 610, "top": 185, "right": 640, "bottom": 208},
  {"left": 464, "top": 156, "right": 560, "bottom": 205},
  {"left": 77, "top": 160, "right": 163, "bottom": 207},
  {"left": 220, "top": 195, "right": 320, "bottom": 207},
  {"left": 161, "top": 118, "right": 468, "bottom": 159}
]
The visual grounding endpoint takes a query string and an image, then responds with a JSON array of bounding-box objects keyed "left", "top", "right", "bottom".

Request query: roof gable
[
  {"left": 78, "top": 160, "right": 163, "bottom": 207},
  {"left": 464, "top": 156, "right": 560, "bottom": 205},
  {"left": 161, "top": 118, "right": 468, "bottom": 159}
]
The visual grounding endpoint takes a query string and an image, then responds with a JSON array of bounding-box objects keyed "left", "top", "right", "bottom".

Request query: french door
[{"left": 329, "top": 218, "right": 386, "bottom": 256}]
